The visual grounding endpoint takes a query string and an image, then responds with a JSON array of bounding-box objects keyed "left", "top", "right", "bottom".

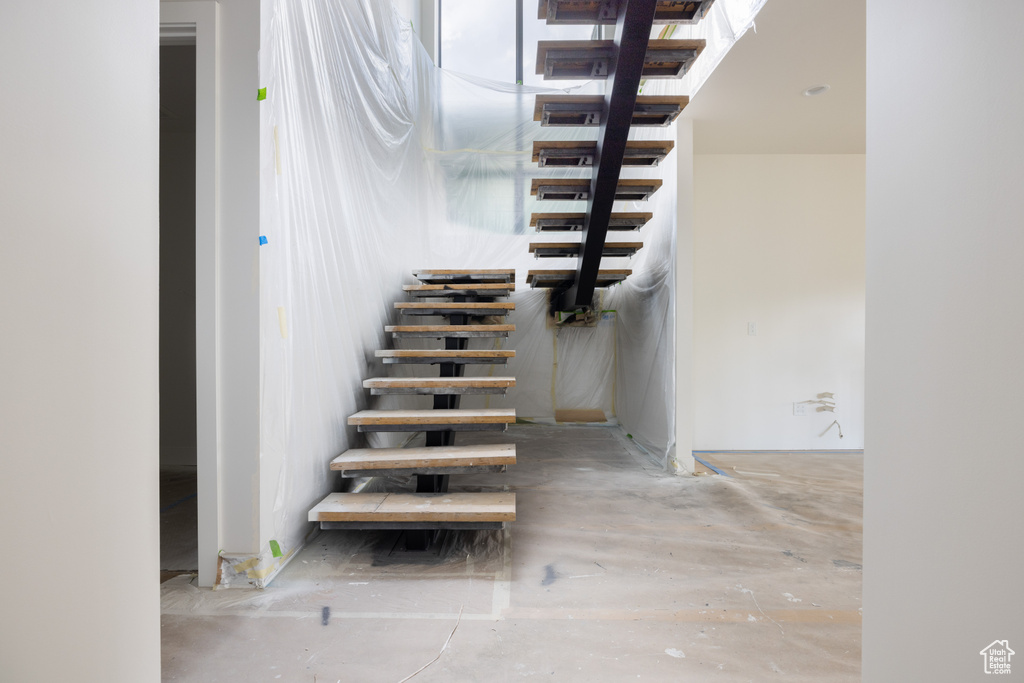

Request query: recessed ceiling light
[{"left": 803, "top": 84, "right": 830, "bottom": 97}]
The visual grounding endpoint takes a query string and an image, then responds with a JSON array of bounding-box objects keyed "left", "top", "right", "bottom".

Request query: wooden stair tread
[
  {"left": 529, "top": 242, "right": 642, "bottom": 258},
  {"left": 403, "top": 283, "right": 515, "bottom": 297},
  {"left": 527, "top": 269, "right": 631, "bottom": 288},
  {"left": 364, "top": 377, "right": 515, "bottom": 388},
  {"left": 363, "top": 376, "right": 515, "bottom": 394},
  {"left": 530, "top": 212, "right": 651, "bottom": 232},
  {"left": 375, "top": 350, "right": 515, "bottom": 358},
  {"left": 536, "top": 39, "right": 705, "bottom": 80},
  {"left": 385, "top": 324, "right": 514, "bottom": 338},
  {"left": 532, "top": 140, "right": 674, "bottom": 167},
  {"left": 348, "top": 408, "right": 516, "bottom": 426},
  {"left": 395, "top": 302, "right": 515, "bottom": 309},
  {"left": 533, "top": 94, "right": 688, "bottom": 127},
  {"left": 375, "top": 349, "right": 514, "bottom": 365},
  {"left": 331, "top": 443, "right": 516, "bottom": 471},
  {"left": 531, "top": 178, "right": 662, "bottom": 201},
  {"left": 396, "top": 303, "right": 514, "bottom": 317},
  {"left": 309, "top": 492, "right": 516, "bottom": 523},
  {"left": 539, "top": 0, "right": 715, "bottom": 25},
  {"left": 414, "top": 269, "right": 515, "bottom": 284}
]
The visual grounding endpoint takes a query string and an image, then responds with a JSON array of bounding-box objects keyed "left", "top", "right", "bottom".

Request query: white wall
[
  {"left": 693, "top": 154, "right": 865, "bottom": 450},
  {"left": 864, "top": 1, "right": 1024, "bottom": 678},
  {"left": 0, "top": 2, "right": 161, "bottom": 680}
]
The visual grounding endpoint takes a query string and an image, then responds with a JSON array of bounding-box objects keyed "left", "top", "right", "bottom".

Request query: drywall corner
[
  {"left": 217, "top": 532, "right": 313, "bottom": 589},
  {"left": 675, "top": 118, "right": 695, "bottom": 474}
]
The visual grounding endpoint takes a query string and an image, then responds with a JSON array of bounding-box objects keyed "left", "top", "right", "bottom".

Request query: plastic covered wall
[{"left": 240, "top": 0, "right": 755, "bottom": 586}]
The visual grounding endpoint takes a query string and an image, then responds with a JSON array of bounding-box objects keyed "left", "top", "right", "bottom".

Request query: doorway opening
[{"left": 159, "top": 42, "right": 198, "bottom": 582}]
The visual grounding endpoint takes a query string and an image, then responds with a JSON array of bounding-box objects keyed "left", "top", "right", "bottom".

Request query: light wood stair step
[
  {"left": 348, "top": 408, "right": 517, "bottom": 432},
  {"left": 531, "top": 178, "right": 661, "bottom": 202},
  {"left": 363, "top": 376, "right": 516, "bottom": 395},
  {"left": 532, "top": 140, "right": 674, "bottom": 168},
  {"left": 539, "top": 0, "right": 715, "bottom": 25},
  {"left": 534, "top": 94, "right": 689, "bottom": 127},
  {"left": 530, "top": 212, "right": 651, "bottom": 232},
  {"left": 385, "top": 324, "right": 515, "bottom": 339},
  {"left": 330, "top": 443, "right": 517, "bottom": 476},
  {"left": 395, "top": 301, "right": 515, "bottom": 316},
  {"left": 527, "top": 269, "right": 631, "bottom": 288},
  {"left": 413, "top": 269, "right": 515, "bottom": 284},
  {"left": 375, "top": 349, "right": 515, "bottom": 365},
  {"left": 403, "top": 283, "right": 514, "bottom": 298},
  {"left": 536, "top": 39, "right": 705, "bottom": 80},
  {"left": 529, "top": 242, "right": 643, "bottom": 258},
  {"left": 309, "top": 491, "right": 516, "bottom": 529}
]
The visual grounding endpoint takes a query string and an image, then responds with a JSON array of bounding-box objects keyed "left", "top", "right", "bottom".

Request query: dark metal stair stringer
[{"left": 557, "top": 0, "right": 657, "bottom": 311}]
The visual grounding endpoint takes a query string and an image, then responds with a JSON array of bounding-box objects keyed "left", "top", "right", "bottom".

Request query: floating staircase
[
  {"left": 529, "top": 0, "right": 709, "bottom": 312},
  {"left": 309, "top": 269, "right": 517, "bottom": 549}
]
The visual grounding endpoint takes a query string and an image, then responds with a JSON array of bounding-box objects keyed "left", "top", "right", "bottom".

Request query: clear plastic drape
[{"left": 253, "top": 0, "right": 685, "bottom": 581}]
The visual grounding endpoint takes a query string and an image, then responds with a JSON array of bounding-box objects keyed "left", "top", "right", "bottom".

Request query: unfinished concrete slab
[{"left": 161, "top": 425, "right": 861, "bottom": 681}]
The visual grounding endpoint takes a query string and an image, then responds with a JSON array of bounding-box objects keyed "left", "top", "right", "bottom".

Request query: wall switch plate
[
  {"left": 793, "top": 402, "right": 809, "bottom": 416},
  {"left": 748, "top": 322, "right": 757, "bottom": 336}
]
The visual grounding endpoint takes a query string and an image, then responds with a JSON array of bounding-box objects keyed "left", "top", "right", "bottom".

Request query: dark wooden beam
[{"left": 558, "top": 0, "right": 655, "bottom": 310}]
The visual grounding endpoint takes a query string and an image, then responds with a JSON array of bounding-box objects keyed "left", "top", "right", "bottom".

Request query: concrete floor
[{"left": 161, "top": 424, "right": 862, "bottom": 681}]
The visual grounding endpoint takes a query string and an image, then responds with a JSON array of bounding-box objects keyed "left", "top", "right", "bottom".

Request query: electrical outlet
[
  {"left": 793, "top": 402, "right": 809, "bottom": 416},
  {"left": 748, "top": 322, "right": 757, "bottom": 336}
]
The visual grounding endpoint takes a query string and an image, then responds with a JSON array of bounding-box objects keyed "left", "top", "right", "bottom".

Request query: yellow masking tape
[
  {"left": 232, "top": 557, "right": 260, "bottom": 572},
  {"left": 277, "top": 306, "right": 288, "bottom": 339},
  {"left": 245, "top": 549, "right": 294, "bottom": 580}
]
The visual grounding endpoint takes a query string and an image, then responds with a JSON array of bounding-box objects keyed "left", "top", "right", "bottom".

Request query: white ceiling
[{"left": 683, "top": 0, "right": 865, "bottom": 154}]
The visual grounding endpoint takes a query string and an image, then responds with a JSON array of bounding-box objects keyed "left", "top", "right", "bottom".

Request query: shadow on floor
[{"left": 160, "top": 467, "right": 197, "bottom": 573}]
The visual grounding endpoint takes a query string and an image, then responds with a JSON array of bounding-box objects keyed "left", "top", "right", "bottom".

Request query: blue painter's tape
[
  {"left": 259, "top": 235, "right": 268, "bottom": 246},
  {"left": 693, "top": 455, "right": 731, "bottom": 477}
]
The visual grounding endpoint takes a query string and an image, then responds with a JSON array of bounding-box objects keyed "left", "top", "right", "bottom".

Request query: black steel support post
[
  {"left": 408, "top": 306, "right": 469, "bottom": 550},
  {"left": 557, "top": 0, "right": 655, "bottom": 311}
]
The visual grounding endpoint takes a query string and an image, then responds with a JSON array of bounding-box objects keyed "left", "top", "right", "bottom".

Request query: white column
[{"left": 674, "top": 118, "right": 695, "bottom": 473}]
